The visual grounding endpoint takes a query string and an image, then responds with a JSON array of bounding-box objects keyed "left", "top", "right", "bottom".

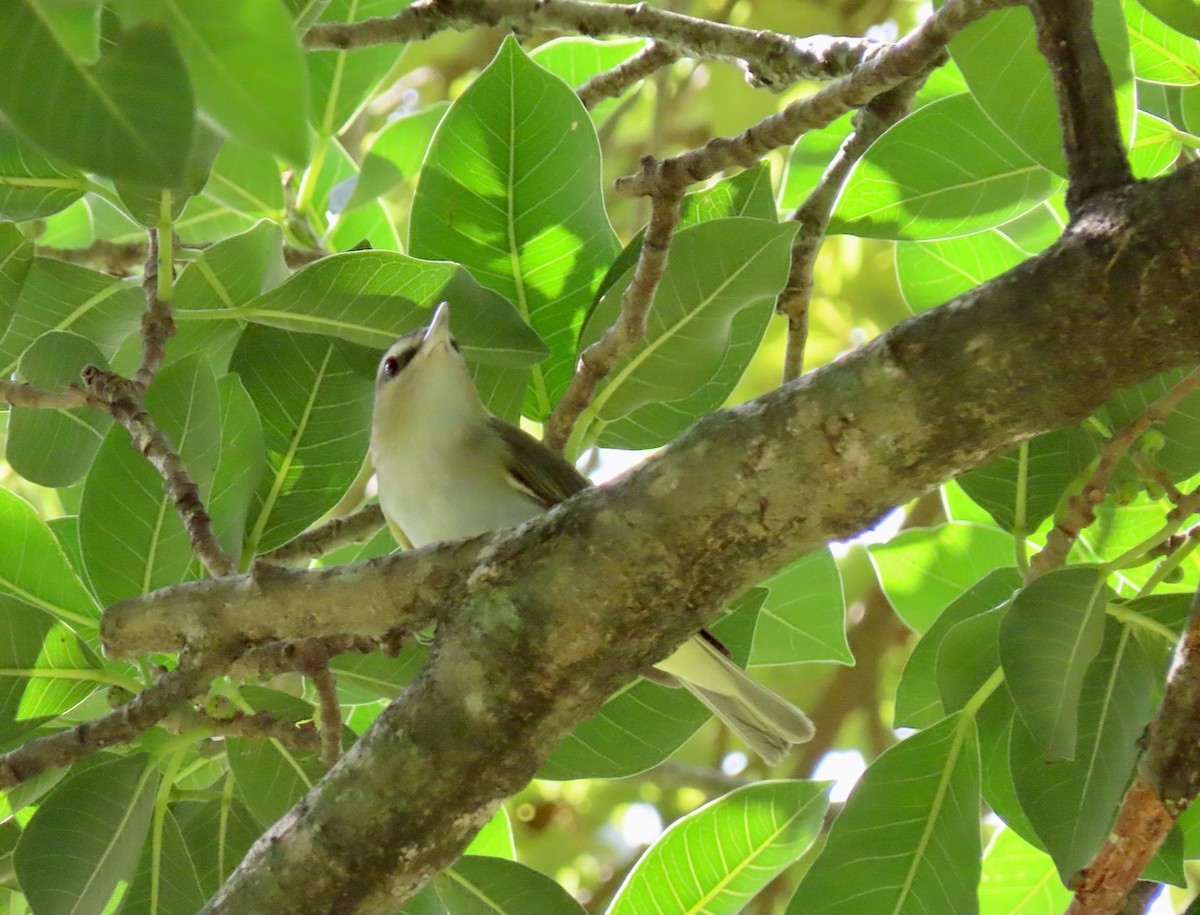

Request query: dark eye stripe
[{"left": 381, "top": 348, "right": 416, "bottom": 380}]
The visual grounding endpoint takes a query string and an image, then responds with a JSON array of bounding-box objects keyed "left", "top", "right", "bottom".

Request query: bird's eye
[{"left": 382, "top": 355, "right": 403, "bottom": 379}]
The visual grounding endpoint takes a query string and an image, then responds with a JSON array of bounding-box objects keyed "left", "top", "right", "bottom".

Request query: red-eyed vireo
[{"left": 370, "top": 302, "right": 814, "bottom": 764}]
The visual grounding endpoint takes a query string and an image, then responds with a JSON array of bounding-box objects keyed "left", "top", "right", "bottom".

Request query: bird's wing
[{"left": 488, "top": 416, "right": 592, "bottom": 509}]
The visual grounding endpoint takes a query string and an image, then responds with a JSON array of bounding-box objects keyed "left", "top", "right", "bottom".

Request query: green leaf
[
  {"left": 410, "top": 36, "right": 620, "bottom": 420},
  {"left": 0, "top": 258, "right": 143, "bottom": 377},
  {"left": 957, "top": 426, "right": 1100, "bottom": 533},
  {"left": 112, "top": 122, "right": 224, "bottom": 228},
  {"left": 979, "top": 827, "right": 1073, "bottom": 914},
  {"left": 0, "top": 223, "right": 33, "bottom": 333},
  {"left": 14, "top": 754, "right": 158, "bottom": 915},
  {"left": 236, "top": 251, "right": 547, "bottom": 367},
  {"left": 1137, "top": 0, "right": 1200, "bottom": 37},
  {"left": 829, "top": 94, "right": 1062, "bottom": 240},
  {"left": 895, "top": 206, "right": 1063, "bottom": 311},
  {"left": 529, "top": 35, "right": 647, "bottom": 91},
  {"left": 937, "top": 605, "right": 1006, "bottom": 714},
  {"left": 867, "top": 521, "right": 1015, "bottom": 633},
  {"left": 208, "top": 373, "right": 266, "bottom": 562},
  {"left": 778, "top": 112, "right": 854, "bottom": 213},
  {"left": 79, "top": 354, "right": 222, "bottom": 605},
  {"left": 539, "top": 591, "right": 763, "bottom": 779},
  {"left": 1000, "top": 567, "right": 1107, "bottom": 760},
  {"left": 176, "top": 139, "right": 286, "bottom": 244},
  {"left": 789, "top": 715, "right": 980, "bottom": 915},
  {"left": 896, "top": 568, "right": 1022, "bottom": 728},
  {"left": 610, "top": 781, "right": 828, "bottom": 915},
  {"left": 346, "top": 103, "right": 449, "bottom": 210},
  {"left": 123, "top": 806, "right": 207, "bottom": 915},
  {"left": 751, "top": 548, "right": 849, "bottom": 666},
  {"left": 227, "top": 687, "right": 324, "bottom": 827},
  {"left": 433, "top": 856, "right": 587, "bottom": 915},
  {"left": 577, "top": 218, "right": 797, "bottom": 449},
  {"left": 1129, "top": 110, "right": 1185, "bottom": 177},
  {"left": 157, "top": 0, "right": 310, "bottom": 164},
  {"left": 0, "top": 488, "right": 99, "bottom": 628},
  {"left": 0, "top": 4, "right": 194, "bottom": 185},
  {"left": 1102, "top": 365, "right": 1200, "bottom": 481},
  {"left": 978, "top": 695, "right": 1046, "bottom": 852},
  {"left": 331, "top": 645, "right": 427, "bottom": 704},
  {"left": 6, "top": 332, "right": 112, "bottom": 487},
  {"left": 464, "top": 806, "right": 516, "bottom": 860},
  {"left": 1009, "top": 622, "right": 1156, "bottom": 878},
  {"left": 1126, "top": 0, "right": 1200, "bottom": 83},
  {"left": 946, "top": 0, "right": 1133, "bottom": 175},
  {"left": 232, "top": 326, "right": 374, "bottom": 557},
  {"left": 0, "top": 592, "right": 59, "bottom": 726},
  {"left": 17, "top": 621, "right": 101, "bottom": 720},
  {"left": 0, "top": 120, "right": 87, "bottom": 221},
  {"left": 308, "top": 0, "right": 413, "bottom": 136}
]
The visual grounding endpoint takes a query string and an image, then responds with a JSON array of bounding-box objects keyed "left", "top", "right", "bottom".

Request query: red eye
[{"left": 382, "top": 355, "right": 401, "bottom": 378}]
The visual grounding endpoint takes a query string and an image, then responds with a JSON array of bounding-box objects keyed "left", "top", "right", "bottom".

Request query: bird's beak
[{"left": 423, "top": 301, "right": 453, "bottom": 350}]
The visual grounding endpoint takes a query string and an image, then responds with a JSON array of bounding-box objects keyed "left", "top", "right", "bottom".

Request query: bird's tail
[{"left": 654, "top": 636, "right": 814, "bottom": 766}]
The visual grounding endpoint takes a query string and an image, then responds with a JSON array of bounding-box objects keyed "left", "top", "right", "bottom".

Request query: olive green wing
[{"left": 488, "top": 416, "right": 591, "bottom": 508}]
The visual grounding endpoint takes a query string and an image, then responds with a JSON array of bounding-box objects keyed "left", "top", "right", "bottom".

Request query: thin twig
[
  {"left": 0, "top": 380, "right": 94, "bottom": 410},
  {"left": 135, "top": 228, "right": 176, "bottom": 390},
  {"left": 0, "top": 647, "right": 238, "bottom": 789},
  {"left": 260, "top": 504, "right": 387, "bottom": 567},
  {"left": 166, "top": 707, "right": 322, "bottom": 755},
  {"left": 1027, "top": 0, "right": 1134, "bottom": 215},
  {"left": 578, "top": 40, "right": 681, "bottom": 110},
  {"left": 1028, "top": 367, "right": 1200, "bottom": 580},
  {"left": 777, "top": 76, "right": 929, "bottom": 381},
  {"left": 83, "top": 366, "right": 238, "bottom": 579},
  {"left": 312, "top": 667, "right": 343, "bottom": 770},
  {"left": 37, "top": 240, "right": 148, "bottom": 274},
  {"left": 616, "top": 0, "right": 1018, "bottom": 199},
  {"left": 304, "top": 0, "right": 876, "bottom": 90},
  {"left": 542, "top": 189, "right": 684, "bottom": 452}
]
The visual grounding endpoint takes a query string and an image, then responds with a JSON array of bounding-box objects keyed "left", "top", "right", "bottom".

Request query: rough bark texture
[{"left": 131, "top": 164, "right": 1200, "bottom": 913}]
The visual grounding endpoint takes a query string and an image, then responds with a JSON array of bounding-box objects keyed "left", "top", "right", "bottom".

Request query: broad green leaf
[
  {"left": 0, "top": 4, "right": 194, "bottom": 185},
  {"left": 1129, "top": 110, "right": 1184, "bottom": 177},
  {"left": 778, "top": 112, "right": 854, "bottom": 213},
  {"left": 0, "top": 488, "right": 99, "bottom": 628},
  {"left": 896, "top": 568, "right": 1022, "bottom": 728},
  {"left": 611, "top": 781, "right": 828, "bottom": 915},
  {"left": 464, "top": 806, "right": 516, "bottom": 860},
  {"left": 1103, "top": 365, "right": 1200, "bottom": 481},
  {"left": 227, "top": 687, "right": 324, "bottom": 827},
  {"left": 539, "top": 591, "right": 762, "bottom": 779},
  {"left": 79, "top": 355, "right": 222, "bottom": 605},
  {"left": 307, "top": 0, "right": 412, "bottom": 136},
  {"left": 176, "top": 139, "right": 286, "bottom": 244},
  {"left": 937, "top": 606, "right": 1006, "bottom": 714},
  {"left": 577, "top": 218, "right": 797, "bottom": 449},
  {"left": 1126, "top": 0, "right": 1200, "bottom": 83},
  {"left": 911, "top": 56, "right": 971, "bottom": 109},
  {"left": 310, "top": 133, "right": 403, "bottom": 252},
  {"left": 829, "top": 94, "right": 1062, "bottom": 240},
  {"left": 16, "top": 621, "right": 101, "bottom": 720},
  {"left": 957, "top": 427, "right": 1100, "bottom": 533},
  {"left": 208, "top": 374, "right": 267, "bottom": 562},
  {"left": 0, "top": 258, "right": 143, "bottom": 377},
  {"left": 867, "top": 521, "right": 1014, "bottom": 633},
  {"left": 233, "top": 326, "right": 374, "bottom": 557},
  {"left": 979, "top": 828, "right": 1073, "bottom": 914},
  {"left": 7, "top": 332, "right": 112, "bottom": 487},
  {"left": 0, "top": 120, "right": 87, "bottom": 221},
  {"left": 410, "top": 36, "right": 620, "bottom": 419},
  {"left": 1009, "top": 622, "right": 1155, "bottom": 879},
  {"left": 433, "top": 856, "right": 587, "bottom": 915},
  {"left": 1077, "top": 494, "right": 1197, "bottom": 595},
  {"left": 157, "top": 0, "right": 310, "bottom": 164},
  {"left": 529, "top": 36, "right": 648, "bottom": 122},
  {"left": 14, "top": 754, "right": 158, "bottom": 915},
  {"left": 751, "top": 548, "right": 850, "bottom": 666},
  {"left": 236, "top": 251, "right": 547, "bottom": 367},
  {"left": 0, "top": 223, "right": 33, "bottom": 332},
  {"left": 135, "top": 794, "right": 261, "bottom": 898},
  {"left": 331, "top": 644, "right": 428, "bottom": 704},
  {"left": 1138, "top": 0, "right": 1200, "bottom": 37},
  {"left": 346, "top": 102, "right": 450, "bottom": 211},
  {"left": 0, "top": 592, "right": 59, "bottom": 726},
  {"left": 1000, "top": 567, "right": 1107, "bottom": 760},
  {"left": 123, "top": 806, "right": 207, "bottom": 915},
  {"left": 978, "top": 695, "right": 1046, "bottom": 852},
  {"left": 896, "top": 208, "right": 1062, "bottom": 311},
  {"left": 789, "top": 715, "right": 980, "bottom": 915},
  {"left": 945, "top": 0, "right": 1133, "bottom": 175},
  {"left": 112, "top": 122, "right": 225, "bottom": 228}
]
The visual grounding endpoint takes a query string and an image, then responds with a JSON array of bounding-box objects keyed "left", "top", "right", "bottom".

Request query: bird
[{"left": 370, "top": 301, "right": 814, "bottom": 764}]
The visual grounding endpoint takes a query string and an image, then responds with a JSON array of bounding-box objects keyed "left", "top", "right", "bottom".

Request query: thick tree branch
[
  {"left": 99, "top": 164, "right": 1194, "bottom": 913},
  {"left": 304, "top": 0, "right": 875, "bottom": 90},
  {"left": 1028, "top": 0, "right": 1134, "bottom": 214}
]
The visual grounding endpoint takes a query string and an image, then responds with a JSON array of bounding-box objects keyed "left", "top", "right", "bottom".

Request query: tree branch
[
  {"left": 134, "top": 228, "right": 176, "bottom": 390},
  {"left": 304, "top": 0, "right": 876, "bottom": 90},
  {"left": 259, "top": 503, "right": 387, "bottom": 567},
  {"left": 117, "top": 164, "right": 1200, "bottom": 913},
  {"left": 0, "top": 380, "right": 93, "bottom": 410},
  {"left": 1027, "top": 0, "right": 1134, "bottom": 215}
]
